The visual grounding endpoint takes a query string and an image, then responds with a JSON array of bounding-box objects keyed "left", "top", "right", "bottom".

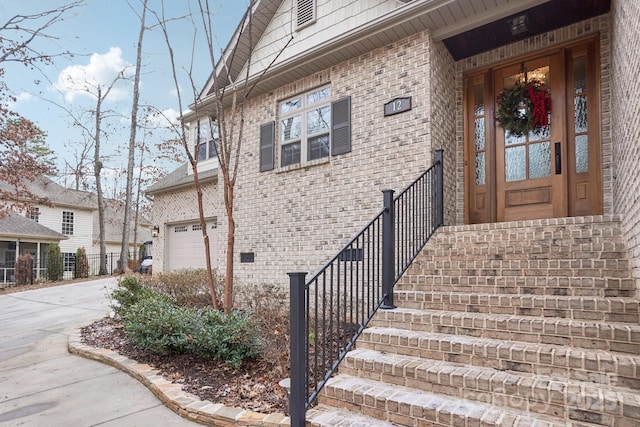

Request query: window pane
[
  {"left": 280, "top": 97, "right": 301, "bottom": 114},
  {"left": 208, "top": 139, "right": 218, "bottom": 159},
  {"left": 307, "top": 105, "right": 330, "bottom": 134},
  {"left": 474, "top": 118, "right": 485, "bottom": 150},
  {"left": 198, "top": 122, "right": 211, "bottom": 142},
  {"left": 281, "top": 141, "right": 301, "bottom": 167},
  {"left": 281, "top": 115, "right": 301, "bottom": 141},
  {"left": 529, "top": 142, "right": 551, "bottom": 179},
  {"left": 576, "top": 134, "right": 589, "bottom": 173},
  {"left": 197, "top": 143, "right": 206, "bottom": 161},
  {"left": 307, "top": 87, "right": 331, "bottom": 104},
  {"left": 308, "top": 134, "right": 329, "bottom": 161},
  {"left": 475, "top": 152, "right": 485, "bottom": 185},
  {"left": 575, "top": 95, "right": 588, "bottom": 133},
  {"left": 505, "top": 145, "right": 526, "bottom": 182},
  {"left": 528, "top": 115, "right": 550, "bottom": 141}
]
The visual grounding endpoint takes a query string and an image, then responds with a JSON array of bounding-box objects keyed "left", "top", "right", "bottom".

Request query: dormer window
[{"left": 296, "top": 0, "right": 316, "bottom": 29}]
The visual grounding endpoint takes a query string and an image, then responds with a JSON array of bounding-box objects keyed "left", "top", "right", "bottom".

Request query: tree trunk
[
  {"left": 94, "top": 88, "right": 107, "bottom": 275},
  {"left": 120, "top": 0, "right": 147, "bottom": 273}
]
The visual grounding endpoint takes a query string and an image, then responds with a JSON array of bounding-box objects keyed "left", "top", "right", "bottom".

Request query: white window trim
[
  {"left": 190, "top": 118, "right": 219, "bottom": 173},
  {"left": 62, "top": 211, "right": 74, "bottom": 236},
  {"left": 278, "top": 86, "right": 331, "bottom": 168}
]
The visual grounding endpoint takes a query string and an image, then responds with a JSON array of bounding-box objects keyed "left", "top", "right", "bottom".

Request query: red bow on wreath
[{"left": 496, "top": 78, "right": 552, "bottom": 137}]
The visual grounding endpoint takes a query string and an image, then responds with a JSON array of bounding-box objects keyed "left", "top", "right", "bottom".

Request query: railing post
[
  {"left": 435, "top": 149, "right": 444, "bottom": 227},
  {"left": 288, "top": 271, "right": 307, "bottom": 427},
  {"left": 381, "top": 189, "right": 396, "bottom": 309}
]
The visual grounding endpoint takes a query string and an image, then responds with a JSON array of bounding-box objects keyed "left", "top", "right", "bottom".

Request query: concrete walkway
[{"left": 0, "top": 278, "right": 197, "bottom": 426}]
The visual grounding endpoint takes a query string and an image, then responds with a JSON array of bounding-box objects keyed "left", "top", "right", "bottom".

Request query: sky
[{"left": 1, "top": 0, "right": 248, "bottom": 192}]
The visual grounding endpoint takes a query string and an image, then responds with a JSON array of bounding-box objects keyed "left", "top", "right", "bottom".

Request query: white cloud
[
  {"left": 53, "top": 47, "right": 134, "bottom": 103},
  {"left": 143, "top": 108, "right": 180, "bottom": 129},
  {"left": 16, "top": 92, "right": 33, "bottom": 102},
  {"left": 5, "top": 92, "right": 33, "bottom": 109}
]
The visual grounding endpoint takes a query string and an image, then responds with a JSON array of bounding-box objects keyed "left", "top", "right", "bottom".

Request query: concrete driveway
[{"left": 0, "top": 278, "right": 197, "bottom": 426}]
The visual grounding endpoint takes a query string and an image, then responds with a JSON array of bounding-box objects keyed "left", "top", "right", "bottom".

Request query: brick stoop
[{"left": 307, "top": 215, "right": 640, "bottom": 426}]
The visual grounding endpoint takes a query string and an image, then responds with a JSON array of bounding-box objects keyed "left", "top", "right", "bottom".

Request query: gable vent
[{"left": 296, "top": 0, "right": 315, "bottom": 29}]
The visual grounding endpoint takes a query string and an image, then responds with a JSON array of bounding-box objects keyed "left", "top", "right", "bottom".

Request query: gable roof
[
  {"left": 145, "top": 163, "right": 218, "bottom": 196},
  {"left": 0, "top": 176, "right": 96, "bottom": 210},
  {"left": 188, "top": 0, "right": 555, "bottom": 119},
  {"left": 96, "top": 199, "right": 152, "bottom": 244},
  {"left": 0, "top": 213, "right": 66, "bottom": 241}
]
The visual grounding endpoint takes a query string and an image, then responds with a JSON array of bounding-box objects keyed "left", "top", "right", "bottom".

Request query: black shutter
[
  {"left": 331, "top": 96, "right": 351, "bottom": 156},
  {"left": 259, "top": 121, "right": 275, "bottom": 171}
]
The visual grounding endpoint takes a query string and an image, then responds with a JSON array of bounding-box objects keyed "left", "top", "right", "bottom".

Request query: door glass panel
[
  {"left": 475, "top": 118, "right": 485, "bottom": 150},
  {"left": 475, "top": 152, "right": 485, "bottom": 185},
  {"left": 505, "top": 130, "right": 525, "bottom": 146},
  {"left": 529, "top": 142, "right": 551, "bottom": 179},
  {"left": 575, "top": 96, "right": 588, "bottom": 133},
  {"left": 505, "top": 145, "right": 526, "bottom": 182},
  {"left": 528, "top": 117, "right": 550, "bottom": 141},
  {"left": 576, "top": 135, "right": 589, "bottom": 173}
]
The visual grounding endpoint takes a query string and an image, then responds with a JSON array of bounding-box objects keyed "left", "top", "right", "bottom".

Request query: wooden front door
[{"left": 465, "top": 37, "right": 602, "bottom": 224}]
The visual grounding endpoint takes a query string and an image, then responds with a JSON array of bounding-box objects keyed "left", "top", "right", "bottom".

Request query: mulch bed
[{"left": 81, "top": 317, "right": 289, "bottom": 414}]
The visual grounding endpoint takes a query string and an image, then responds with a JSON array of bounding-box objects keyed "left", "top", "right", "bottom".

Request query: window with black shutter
[
  {"left": 331, "top": 96, "right": 351, "bottom": 156},
  {"left": 259, "top": 121, "right": 275, "bottom": 171}
]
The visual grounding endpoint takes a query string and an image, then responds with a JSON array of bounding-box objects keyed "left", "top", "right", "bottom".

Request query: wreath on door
[{"left": 496, "top": 78, "right": 552, "bottom": 137}]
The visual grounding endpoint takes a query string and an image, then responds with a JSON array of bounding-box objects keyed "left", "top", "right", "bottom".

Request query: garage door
[{"left": 167, "top": 221, "right": 217, "bottom": 271}]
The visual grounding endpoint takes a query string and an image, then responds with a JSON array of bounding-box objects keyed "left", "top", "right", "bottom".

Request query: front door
[{"left": 465, "top": 37, "right": 602, "bottom": 224}]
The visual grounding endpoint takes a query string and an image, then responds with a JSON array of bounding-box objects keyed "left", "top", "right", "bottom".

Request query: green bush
[
  {"left": 195, "top": 308, "right": 263, "bottom": 367},
  {"left": 111, "top": 276, "right": 173, "bottom": 317},
  {"left": 122, "top": 293, "right": 200, "bottom": 355},
  {"left": 112, "top": 276, "right": 262, "bottom": 367},
  {"left": 46, "top": 243, "right": 63, "bottom": 281}
]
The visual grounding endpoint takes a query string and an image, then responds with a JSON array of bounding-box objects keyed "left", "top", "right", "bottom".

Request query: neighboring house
[
  {"left": 147, "top": 0, "right": 640, "bottom": 291},
  {"left": 0, "top": 176, "right": 151, "bottom": 280},
  {"left": 0, "top": 212, "right": 66, "bottom": 282}
]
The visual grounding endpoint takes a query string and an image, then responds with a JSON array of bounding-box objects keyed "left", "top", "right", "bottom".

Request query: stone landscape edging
[{"left": 68, "top": 328, "right": 290, "bottom": 427}]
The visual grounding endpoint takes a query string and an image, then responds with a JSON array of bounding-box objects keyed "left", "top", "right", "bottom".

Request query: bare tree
[
  {"left": 0, "top": 1, "right": 83, "bottom": 215},
  {"left": 120, "top": 0, "right": 149, "bottom": 273}
]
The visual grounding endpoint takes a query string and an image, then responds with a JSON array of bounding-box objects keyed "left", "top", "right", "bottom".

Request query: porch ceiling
[{"left": 443, "top": 0, "right": 612, "bottom": 60}]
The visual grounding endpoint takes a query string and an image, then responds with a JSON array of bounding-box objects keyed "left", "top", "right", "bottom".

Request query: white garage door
[{"left": 167, "top": 221, "right": 216, "bottom": 271}]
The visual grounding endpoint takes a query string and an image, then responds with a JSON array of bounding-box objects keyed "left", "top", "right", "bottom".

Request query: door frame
[{"left": 463, "top": 35, "right": 602, "bottom": 224}]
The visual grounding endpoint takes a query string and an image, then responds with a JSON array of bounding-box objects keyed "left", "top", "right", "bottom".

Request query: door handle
[{"left": 555, "top": 142, "right": 561, "bottom": 175}]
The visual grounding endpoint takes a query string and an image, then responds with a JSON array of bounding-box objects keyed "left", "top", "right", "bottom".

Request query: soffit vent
[{"left": 296, "top": 0, "right": 315, "bottom": 29}]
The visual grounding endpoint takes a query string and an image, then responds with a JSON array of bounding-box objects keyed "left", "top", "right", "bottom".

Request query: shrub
[
  {"left": 113, "top": 275, "right": 262, "bottom": 367},
  {"left": 122, "top": 293, "right": 200, "bottom": 355},
  {"left": 46, "top": 243, "right": 63, "bottom": 281},
  {"left": 74, "top": 247, "right": 89, "bottom": 279},
  {"left": 195, "top": 308, "right": 263, "bottom": 367},
  {"left": 15, "top": 254, "right": 33, "bottom": 286},
  {"left": 111, "top": 276, "right": 173, "bottom": 317}
]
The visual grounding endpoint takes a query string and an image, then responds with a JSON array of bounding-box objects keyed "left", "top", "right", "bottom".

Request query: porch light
[
  {"left": 152, "top": 225, "right": 160, "bottom": 237},
  {"left": 508, "top": 14, "right": 528, "bottom": 36}
]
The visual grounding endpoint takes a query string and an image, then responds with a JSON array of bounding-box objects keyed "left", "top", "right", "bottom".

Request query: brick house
[
  {"left": 147, "top": 1, "right": 640, "bottom": 424},
  {"left": 147, "top": 0, "right": 638, "bottom": 287}
]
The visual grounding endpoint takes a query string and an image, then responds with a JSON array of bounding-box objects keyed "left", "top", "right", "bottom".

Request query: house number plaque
[{"left": 384, "top": 97, "right": 411, "bottom": 116}]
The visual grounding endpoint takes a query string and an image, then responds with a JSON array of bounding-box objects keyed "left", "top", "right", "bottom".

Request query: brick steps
[
  {"left": 312, "top": 216, "right": 640, "bottom": 426},
  {"left": 315, "top": 375, "right": 568, "bottom": 427},
  {"left": 357, "top": 328, "right": 640, "bottom": 389},
  {"left": 368, "top": 307, "right": 640, "bottom": 354},
  {"left": 393, "top": 291, "right": 640, "bottom": 322},
  {"left": 396, "top": 276, "right": 636, "bottom": 297},
  {"left": 339, "top": 349, "right": 640, "bottom": 424}
]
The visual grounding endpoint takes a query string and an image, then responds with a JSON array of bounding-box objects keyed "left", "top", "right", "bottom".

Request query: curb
[{"left": 68, "top": 328, "right": 291, "bottom": 427}]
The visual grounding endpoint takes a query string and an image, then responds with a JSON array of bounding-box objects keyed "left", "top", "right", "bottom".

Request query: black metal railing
[
  {"left": 0, "top": 252, "right": 138, "bottom": 287},
  {"left": 288, "top": 150, "right": 444, "bottom": 426}
]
